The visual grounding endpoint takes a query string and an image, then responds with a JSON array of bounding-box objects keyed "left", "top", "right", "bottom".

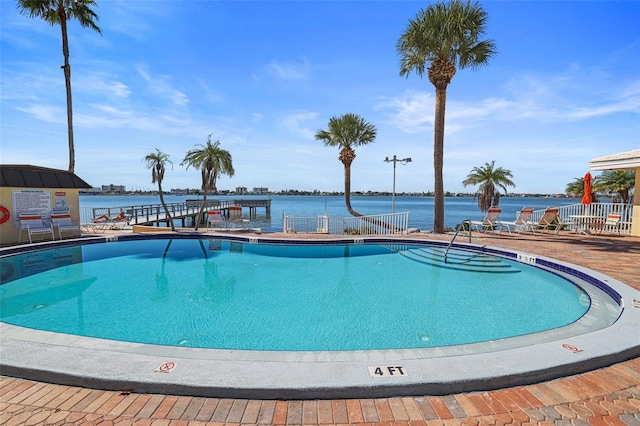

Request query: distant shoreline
[{"left": 80, "top": 191, "right": 575, "bottom": 199}]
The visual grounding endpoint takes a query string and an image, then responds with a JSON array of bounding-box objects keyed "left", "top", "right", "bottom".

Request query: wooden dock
[{"left": 80, "top": 199, "right": 271, "bottom": 227}]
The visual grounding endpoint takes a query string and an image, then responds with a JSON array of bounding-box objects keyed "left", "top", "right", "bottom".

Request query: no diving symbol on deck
[
  {"left": 561, "top": 343, "right": 583, "bottom": 354},
  {"left": 154, "top": 361, "right": 176, "bottom": 373}
]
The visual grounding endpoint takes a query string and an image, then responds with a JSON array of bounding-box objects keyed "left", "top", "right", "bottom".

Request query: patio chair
[
  {"left": 206, "top": 210, "right": 226, "bottom": 230},
  {"left": 534, "top": 207, "right": 572, "bottom": 235},
  {"left": 228, "top": 205, "right": 249, "bottom": 229},
  {"left": 498, "top": 207, "right": 535, "bottom": 234},
  {"left": 51, "top": 213, "right": 81, "bottom": 239},
  {"left": 90, "top": 211, "right": 128, "bottom": 232},
  {"left": 18, "top": 215, "right": 55, "bottom": 243},
  {"left": 596, "top": 213, "right": 622, "bottom": 235},
  {"left": 469, "top": 207, "right": 502, "bottom": 233}
]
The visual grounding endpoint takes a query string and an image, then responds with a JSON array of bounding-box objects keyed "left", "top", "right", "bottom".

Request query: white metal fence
[
  {"left": 282, "top": 212, "right": 411, "bottom": 235},
  {"left": 530, "top": 203, "right": 633, "bottom": 234}
]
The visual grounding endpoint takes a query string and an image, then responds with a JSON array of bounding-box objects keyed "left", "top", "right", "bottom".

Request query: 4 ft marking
[{"left": 368, "top": 365, "right": 407, "bottom": 378}]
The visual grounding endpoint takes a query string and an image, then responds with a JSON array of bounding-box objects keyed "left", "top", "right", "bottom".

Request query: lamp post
[{"left": 384, "top": 155, "right": 412, "bottom": 213}]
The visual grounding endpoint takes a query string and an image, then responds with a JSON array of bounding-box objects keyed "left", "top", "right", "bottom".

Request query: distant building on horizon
[
  {"left": 252, "top": 187, "right": 268, "bottom": 195},
  {"left": 80, "top": 187, "right": 102, "bottom": 194},
  {"left": 170, "top": 188, "right": 195, "bottom": 195},
  {"left": 101, "top": 184, "right": 125, "bottom": 193}
]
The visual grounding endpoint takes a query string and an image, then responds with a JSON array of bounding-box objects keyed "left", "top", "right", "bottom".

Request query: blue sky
[{"left": 1, "top": 0, "right": 639, "bottom": 194}]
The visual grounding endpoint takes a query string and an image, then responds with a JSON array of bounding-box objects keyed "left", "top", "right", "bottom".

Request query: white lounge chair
[
  {"left": 596, "top": 213, "right": 622, "bottom": 235},
  {"left": 207, "top": 210, "right": 225, "bottom": 229},
  {"left": 498, "top": 207, "right": 535, "bottom": 234},
  {"left": 18, "top": 215, "right": 55, "bottom": 243},
  {"left": 469, "top": 207, "right": 502, "bottom": 233},
  {"left": 228, "top": 205, "right": 249, "bottom": 229},
  {"left": 90, "top": 211, "right": 128, "bottom": 232},
  {"left": 534, "top": 207, "right": 573, "bottom": 235},
  {"left": 51, "top": 214, "right": 81, "bottom": 239}
]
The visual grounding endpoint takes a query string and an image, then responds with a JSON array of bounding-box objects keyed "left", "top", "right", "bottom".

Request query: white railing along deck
[
  {"left": 529, "top": 203, "right": 633, "bottom": 234},
  {"left": 282, "top": 212, "right": 411, "bottom": 235}
]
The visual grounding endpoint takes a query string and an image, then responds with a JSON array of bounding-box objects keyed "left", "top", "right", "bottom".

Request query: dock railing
[
  {"left": 80, "top": 201, "right": 232, "bottom": 227},
  {"left": 81, "top": 202, "right": 193, "bottom": 226},
  {"left": 80, "top": 199, "right": 274, "bottom": 229},
  {"left": 530, "top": 202, "right": 633, "bottom": 234},
  {"left": 283, "top": 212, "right": 411, "bottom": 235}
]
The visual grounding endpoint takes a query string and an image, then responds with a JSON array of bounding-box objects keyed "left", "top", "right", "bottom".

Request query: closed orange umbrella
[{"left": 581, "top": 172, "right": 592, "bottom": 204}]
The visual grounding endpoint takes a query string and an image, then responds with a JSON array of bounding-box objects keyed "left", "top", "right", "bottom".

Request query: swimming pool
[
  {"left": 1, "top": 234, "right": 639, "bottom": 398},
  {"left": 1, "top": 238, "right": 592, "bottom": 351}
]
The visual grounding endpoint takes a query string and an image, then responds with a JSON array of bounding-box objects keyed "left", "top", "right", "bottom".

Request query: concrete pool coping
[{"left": 1, "top": 234, "right": 639, "bottom": 399}]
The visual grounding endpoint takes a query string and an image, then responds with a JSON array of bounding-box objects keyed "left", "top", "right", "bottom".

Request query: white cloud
[
  {"left": 279, "top": 111, "right": 319, "bottom": 139},
  {"left": 76, "top": 73, "right": 131, "bottom": 98},
  {"left": 194, "top": 78, "right": 225, "bottom": 104},
  {"left": 102, "top": 0, "right": 169, "bottom": 42},
  {"left": 265, "top": 58, "right": 310, "bottom": 81},
  {"left": 378, "top": 70, "right": 640, "bottom": 136},
  {"left": 500, "top": 68, "right": 640, "bottom": 122},
  {"left": 561, "top": 81, "right": 640, "bottom": 120},
  {"left": 0, "top": 68, "right": 62, "bottom": 102},
  {"left": 136, "top": 66, "right": 189, "bottom": 106},
  {"left": 14, "top": 104, "right": 65, "bottom": 124},
  {"left": 376, "top": 91, "right": 434, "bottom": 134}
]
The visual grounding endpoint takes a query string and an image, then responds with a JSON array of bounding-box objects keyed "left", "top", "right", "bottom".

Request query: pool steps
[{"left": 389, "top": 246, "right": 520, "bottom": 274}]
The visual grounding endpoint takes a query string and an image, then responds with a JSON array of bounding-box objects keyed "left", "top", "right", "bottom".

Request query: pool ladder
[{"left": 444, "top": 219, "right": 472, "bottom": 263}]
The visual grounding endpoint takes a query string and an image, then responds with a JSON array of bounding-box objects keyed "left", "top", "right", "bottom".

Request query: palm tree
[
  {"left": 565, "top": 176, "right": 599, "bottom": 202},
  {"left": 566, "top": 177, "right": 585, "bottom": 200},
  {"left": 181, "top": 135, "right": 234, "bottom": 230},
  {"left": 17, "top": 0, "right": 101, "bottom": 173},
  {"left": 397, "top": 0, "right": 496, "bottom": 233},
  {"left": 144, "top": 148, "right": 175, "bottom": 232},
  {"left": 315, "top": 113, "right": 377, "bottom": 217},
  {"left": 462, "top": 160, "right": 515, "bottom": 212},
  {"left": 594, "top": 170, "right": 635, "bottom": 204}
]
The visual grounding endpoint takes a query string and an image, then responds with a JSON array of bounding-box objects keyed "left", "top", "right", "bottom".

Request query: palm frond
[{"left": 397, "top": 0, "right": 496, "bottom": 77}]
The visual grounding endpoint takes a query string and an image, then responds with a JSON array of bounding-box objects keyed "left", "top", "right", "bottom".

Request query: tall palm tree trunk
[
  {"left": 340, "top": 147, "right": 364, "bottom": 217},
  {"left": 195, "top": 191, "right": 207, "bottom": 231},
  {"left": 343, "top": 164, "right": 362, "bottom": 217},
  {"left": 59, "top": 8, "right": 75, "bottom": 173},
  {"left": 433, "top": 85, "right": 447, "bottom": 233},
  {"left": 194, "top": 171, "right": 208, "bottom": 231},
  {"left": 157, "top": 181, "right": 175, "bottom": 231}
]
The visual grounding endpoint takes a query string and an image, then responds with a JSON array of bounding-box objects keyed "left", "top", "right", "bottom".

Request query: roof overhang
[
  {"left": 0, "top": 164, "right": 92, "bottom": 189},
  {"left": 589, "top": 149, "right": 640, "bottom": 171}
]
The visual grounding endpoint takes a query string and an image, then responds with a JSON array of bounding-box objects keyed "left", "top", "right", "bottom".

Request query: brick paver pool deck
[{"left": 1, "top": 230, "right": 639, "bottom": 425}]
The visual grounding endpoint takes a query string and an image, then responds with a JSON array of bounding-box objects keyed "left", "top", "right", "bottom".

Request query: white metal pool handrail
[{"left": 444, "top": 219, "right": 472, "bottom": 262}]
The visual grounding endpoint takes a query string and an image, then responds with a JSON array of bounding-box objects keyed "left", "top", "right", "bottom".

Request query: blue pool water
[{"left": 0, "top": 238, "right": 590, "bottom": 351}]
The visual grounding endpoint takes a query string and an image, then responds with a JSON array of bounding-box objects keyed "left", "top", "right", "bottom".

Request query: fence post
[{"left": 282, "top": 211, "right": 286, "bottom": 233}]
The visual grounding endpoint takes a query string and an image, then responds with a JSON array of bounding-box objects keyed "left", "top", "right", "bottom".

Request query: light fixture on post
[{"left": 384, "top": 155, "right": 412, "bottom": 213}]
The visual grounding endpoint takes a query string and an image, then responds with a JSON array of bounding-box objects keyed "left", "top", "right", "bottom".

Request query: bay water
[{"left": 80, "top": 194, "right": 580, "bottom": 232}]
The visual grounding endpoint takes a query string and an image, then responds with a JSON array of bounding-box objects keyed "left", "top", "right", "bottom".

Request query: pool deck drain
[{"left": 1, "top": 231, "right": 640, "bottom": 424}]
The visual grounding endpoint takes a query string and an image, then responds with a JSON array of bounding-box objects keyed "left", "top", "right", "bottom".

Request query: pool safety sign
[
  {"left": 368, "top": 365, "right": 407, "bottom": 378},
  {"left": 561, "top": 343, "right": 583, "bottom": 353},
  {"left": 154, "top": 361, "right": 176, "bottom": 373}
]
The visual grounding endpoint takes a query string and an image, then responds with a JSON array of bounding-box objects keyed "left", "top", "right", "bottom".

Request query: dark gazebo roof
[{"left": 0, "top": 165, "right": 92, "bottom": 189}]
